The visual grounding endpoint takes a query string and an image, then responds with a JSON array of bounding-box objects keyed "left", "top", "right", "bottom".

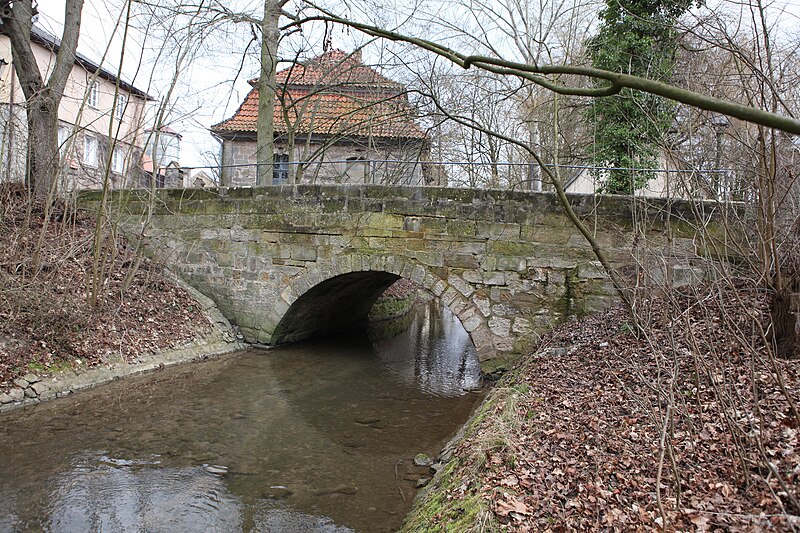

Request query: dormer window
[{"left": 87, "top": 81, "right": 98, "bottom": 108}]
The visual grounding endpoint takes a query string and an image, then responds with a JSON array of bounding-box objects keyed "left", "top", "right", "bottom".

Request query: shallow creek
[{"left": 0, "top": 302, "right": 484, "bottom": 532}]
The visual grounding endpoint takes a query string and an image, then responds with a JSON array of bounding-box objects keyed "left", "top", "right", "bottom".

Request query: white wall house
[{"left": 0, "top": 26, "right": 152, "bottom": 190}]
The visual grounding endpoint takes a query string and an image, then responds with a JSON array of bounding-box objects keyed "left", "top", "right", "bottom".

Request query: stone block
[
  {"left": 512, "top": 317, "right": 533, "bottom": 335},
  {"left": 477, "top": 222, "right": 521, "bottom": 240},
  {"left": 431, "top": 280, "right": 447, "bottom": 296},
  {"left": 492, "top": 336, "right": 515, "bottom": 352},
  {"left": 230, "top": 227, "right": 258, "bottom": 242},
  {"left": 440, "top": 286, "right": 459, "bottom": 306},
  {"left": 480, "top": 256, "right": 497, "bottom": 271},
  {"left": 22, "top": 372, "right": 41, "bottom": 383},
  {"left": 488, "top": 240, "right": 536, "bottom": 257},
  {"left": 449, "top": 296, "right": 468, "bottom": 315},
  {"left": 483, "top": 271, "right": 506, "bottom": 286},
  {"left": 488, "top": 316, "right": 511, "bottom": 337},
  {"left": 31, "top": 382, "right": 49, "bottom": 396},
  {"left": 520, "top": 225, "right": 573, "bottom": 244},
  {"left": 496, "top": 257, "right": 527, "bottom": 272},
  {"left": 361, "top": 228, "right": 393, "bottom": 238},
  {"left": 8, "top": 388, "right": 24, "bottom": 402},
  {"left": 411, "top": 265, "right": 427, "bottom": 284},
  {"left": 447, "top": 274, "right": 475, "bottom": 297},
  {"left": 289, "top": 245, "right": 317, "bottom": 262},
  {"left": 462, "top": 314, "right": 483, "bottom": 333},
  {"left": 473, "top": 295, "right": 491, "bottom": 317},
  {"left": 415, "top": 252, "right": 444, "bottom": 268},
  {"left": 423, "top": 272, "right": 439, "bottom": 291},
  {"left": 368, "top": 237, "right": 388, "bottom": 250},
  {"left": 369, "top": 255, "right": 388, "bottom": 272},
  {"left": 462, "top": 270, "right": 482, "bottom": 284},
  {"left": 446, "top": 220, "right": 476, "bottom": 237},
  {"left": 436, "top": 241, "right": 485, "bottom": 256},
  {"left": 444, "top": 254, "right": 479, "bottom": 269},
  {"left": 200, "top": 228, "right": 222, "bottom": 240},
  {"left": 576, "top": 262, "right": 608, "bottom": 280},
  {"left": 492, "top": 303, "right": 520, "bottom": 317},
  {"left": 547, "top": 270, "right": 567, "bottom": 285}
]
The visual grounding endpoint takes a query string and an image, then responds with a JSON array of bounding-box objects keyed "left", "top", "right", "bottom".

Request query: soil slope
[
  {"left": 0, "top": 187, "right": 210, "bottom": 390},
  {"left": 406, "top": 283, "right": 799, "bottom": 531}
]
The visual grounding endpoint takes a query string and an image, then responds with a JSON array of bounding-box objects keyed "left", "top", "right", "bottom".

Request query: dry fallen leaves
[
  {"left": 0, "top": 193, "right": 211, "bottom": 388},
  {"left": 433, "top": 282, "right": 799, "bottom": 531}
]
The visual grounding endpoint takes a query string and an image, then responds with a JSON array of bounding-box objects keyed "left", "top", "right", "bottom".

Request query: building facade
[
  {"left": 212, "top": 50, "right": 431, "bottom": 187},
  {"left": 0, "top": 27, "right": 151, "bottom": 190}
]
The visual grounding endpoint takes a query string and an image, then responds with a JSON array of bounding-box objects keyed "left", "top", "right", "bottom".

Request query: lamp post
[{"left": 711, "top": 113, "right": 730, "bottom": 198}]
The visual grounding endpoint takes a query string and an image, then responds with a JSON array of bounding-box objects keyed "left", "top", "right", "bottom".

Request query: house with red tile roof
[{"left": 211, "top": 50, "right": 431, "bottom": 186}]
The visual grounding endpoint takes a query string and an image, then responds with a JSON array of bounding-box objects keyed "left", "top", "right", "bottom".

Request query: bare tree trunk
[
  {"left": 25, "top": 96, "right": 60, "bottom": 198},
  {"left": 256, "top": 0, "right": 286, "bottom": 185},
  {"left": 772, "top": 283, "right": 798, "bottom": 358},
  {"left": 0, "top": 0, "right": 85, "bottom": 198}
]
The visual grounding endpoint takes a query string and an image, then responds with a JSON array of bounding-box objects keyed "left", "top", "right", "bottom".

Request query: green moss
[
  {"left": 479, "top": 353, "right": 521, "bottom": 376},
  {"left": 401, "top": 379, "right": 531, "bottom": 532},
  {"left": 368, "top": 294, "right": 416, "bottom": 321},
  {"left": 26, "top": 361, "right": 46, "bottom": 372},
  {"left": 487, "top": 240, "right": 537, "bottom": 257}
]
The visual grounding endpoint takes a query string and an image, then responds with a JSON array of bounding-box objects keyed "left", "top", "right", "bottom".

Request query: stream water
[{"left": 0, "top": 302, "right": 484, "bottom": 532}]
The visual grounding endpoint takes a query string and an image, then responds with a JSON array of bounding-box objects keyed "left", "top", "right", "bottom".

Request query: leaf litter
[{"left": 429, "top": 281, "right": 799, "bottom": 531}]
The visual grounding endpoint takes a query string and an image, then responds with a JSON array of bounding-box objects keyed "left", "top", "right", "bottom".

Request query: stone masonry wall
[{"left": 79, "top": 185, "right": 733, "bottom": 360}]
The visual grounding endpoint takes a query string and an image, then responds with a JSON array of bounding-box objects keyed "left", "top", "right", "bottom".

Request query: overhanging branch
[{"left": 290, "top": 10, "right": 800, "bottom": 135}]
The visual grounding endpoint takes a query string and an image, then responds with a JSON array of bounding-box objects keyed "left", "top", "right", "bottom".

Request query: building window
[
  {"left": 112, "top": 147, "right": 124, "bottom": 173},
  {"left": 87, "top": 81, "right": 98, "bottom": 108},
  {"left": 273, "top": 154, "right": 289, "bottom": 184},
  {"left": 115, "top": 94, "right": 126, "bottom": 120},
  {"left": 84, "top": 135, "right": 98, "bottom": 167}
]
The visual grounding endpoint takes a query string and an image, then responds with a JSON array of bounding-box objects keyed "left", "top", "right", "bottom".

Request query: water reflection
[
  {"left": 0, "top": 302, "right": 484, "bottom": 532},
  {"left": 371, "top": 301, "right": 482, "bottom": 396},
  {"left": 36, "top": 459, "right": 351, "bottom": 533}
]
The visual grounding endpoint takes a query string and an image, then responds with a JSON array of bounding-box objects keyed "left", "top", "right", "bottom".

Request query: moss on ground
[{"left": 400, "top": 367, "right": 533, "bottom": 532}]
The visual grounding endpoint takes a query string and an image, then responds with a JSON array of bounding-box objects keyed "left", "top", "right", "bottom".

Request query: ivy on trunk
[{"left": 587, "top": 0, "right": 700, "bottom": 194}]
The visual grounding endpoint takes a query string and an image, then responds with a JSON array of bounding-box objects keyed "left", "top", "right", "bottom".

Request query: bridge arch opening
[
  {"left": 271, "top": 271, "right": 401, "bottom": 345},
  {"left": 270, "top": 261, "right": 494, "bottom": 359}
]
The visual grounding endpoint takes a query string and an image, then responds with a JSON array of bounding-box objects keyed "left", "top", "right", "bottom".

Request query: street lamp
[{"left": 711, "top": 113, "right": 730, "bottom": 198}]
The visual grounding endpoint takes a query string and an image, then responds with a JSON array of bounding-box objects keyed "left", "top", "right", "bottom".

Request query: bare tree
[
  {"left": 257, "top": 0, "right": 291, "bottom": 185},
  {"left": 0, "top": 0, "right": 85, "bottom": 198}
]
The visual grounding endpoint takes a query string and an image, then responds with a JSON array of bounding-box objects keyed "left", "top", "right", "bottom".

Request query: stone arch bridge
[{"left": 80, "top": 185, "right": 728, "bottom": 362}]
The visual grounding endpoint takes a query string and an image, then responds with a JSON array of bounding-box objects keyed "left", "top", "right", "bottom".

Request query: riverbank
[
  {"left": 0, "top": 187, "right": 247, "bottom": 412},
  {"left": 403, "top": 282, "right": 799, "bottom": 531}
]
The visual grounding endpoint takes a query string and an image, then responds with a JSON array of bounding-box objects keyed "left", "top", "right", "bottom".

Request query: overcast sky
[{"left": 36, "top": 0, "right": 800, "bottom": 169}]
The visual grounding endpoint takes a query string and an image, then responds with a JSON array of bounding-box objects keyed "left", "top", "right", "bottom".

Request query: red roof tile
[
  {"left": 274, "top": 49, "right": 401, "bottom": 90},
  {"left": 212, "top": 50, "right": 427, "bottom": 141}
]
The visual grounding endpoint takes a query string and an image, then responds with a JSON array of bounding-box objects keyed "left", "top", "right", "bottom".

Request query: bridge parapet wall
[{"left": 79, "top": 185, "right": 733, "bottom": 359}]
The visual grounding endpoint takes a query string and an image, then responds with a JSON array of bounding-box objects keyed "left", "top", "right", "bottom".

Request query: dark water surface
[{"left": 0, "top": 303, "right": 483, "bottom": 532}]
